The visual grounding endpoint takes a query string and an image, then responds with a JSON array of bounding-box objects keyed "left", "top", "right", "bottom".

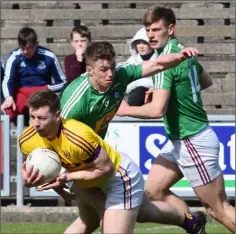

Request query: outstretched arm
[
  {"left": 116, "top": 89, "right": 170, "bottom": 119},
  {"left": 141, "top": 47, "right": 199, "bottom": 77}
]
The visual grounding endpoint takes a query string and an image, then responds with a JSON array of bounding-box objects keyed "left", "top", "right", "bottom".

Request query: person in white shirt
[{"left": 119, "top": 28, "right": 157, "bottom": 108}]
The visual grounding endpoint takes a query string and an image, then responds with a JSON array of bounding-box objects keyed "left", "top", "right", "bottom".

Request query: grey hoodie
[{"left": 126, "top": 27, "right": 158, "bottom": 93}]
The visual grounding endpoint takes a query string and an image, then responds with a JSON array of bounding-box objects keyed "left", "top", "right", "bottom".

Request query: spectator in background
[
  {"left": 116, "top": 28, "right": 157, "bottom": 111},
  {"left": 1, "top": 27, "right": 67, "bottom": 126},
  {"left": 1, "top": 56, "right": 4, "bottom": 104},
  {"left": 64, "top": 25, "right": 91, "bottom": 84}
]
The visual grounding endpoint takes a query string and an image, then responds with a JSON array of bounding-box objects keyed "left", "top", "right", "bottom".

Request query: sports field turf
[{"left": 2, "top": 222, "right": 231, "bottom": 233}]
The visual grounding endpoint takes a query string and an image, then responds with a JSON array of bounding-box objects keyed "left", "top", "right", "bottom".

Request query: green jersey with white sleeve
[
  {"left": 60, "top": 63, "right": 143, "bottom": 138},
  {"left": 153, "top": 38, "right": 208, "bottom": 140}
]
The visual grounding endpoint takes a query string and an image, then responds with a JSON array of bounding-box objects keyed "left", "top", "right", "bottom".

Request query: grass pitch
[{"left": 1, "top": 222, "right": 231, "bottom": 233}]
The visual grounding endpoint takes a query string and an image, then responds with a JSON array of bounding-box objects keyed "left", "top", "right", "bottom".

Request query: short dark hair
[
  {"left": 127, "top": 86, "right": 149, "bottom": 106},
  {"left": 70, "top": 25, "right": 91, "bottom": 42},
  {"left": 85, "top": 41, "right": 116, "bottom": 66},
  {"left": 143, "top": 6, "right": 176, "bottom": 27},
  {"left": 28, "top": 90, "right": 60, "bottom": 113},
  {"left": 17, "top": 27, "right": 38, "bottom": 47}
]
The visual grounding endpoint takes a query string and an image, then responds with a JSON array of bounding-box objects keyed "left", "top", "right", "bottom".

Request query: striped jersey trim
[
  {"left": 117, "top": 166, "right": 132, "bottom": 210},
  {"left": 62, "top": 129, "right": 95, "bottom": 157},
  {"left": 154, "top": 43, "right": 172, "bottom": 89},
  {"left": 116, "top": 61, "right": 133, "bottom": 70},
  {"left": 19, "top": 126, "right": 34, "bottom": 140},
  {"left": 2, "top": 49, "right": 22, "bottom": 97},
  {"left": 19, "top": 128, "right": 37, "bottom": 148},
  {"left": 183, "top": 138, "right": 211, "bottom": 185},
  {"left": 63, "top": 127, "right": 95, "bottom": 153},
  {"left": 60, "top": 78, "right": 89, "bottom": 118},
  {"left": 84, "top": 145, "right": 101, "bottom": 164},
  {"left": 40, "top": 50, "right": 66, "bottom": 82}
]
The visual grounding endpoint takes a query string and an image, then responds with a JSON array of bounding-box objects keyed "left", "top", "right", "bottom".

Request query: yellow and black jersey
[{"left": 19, "top": 118, "right": 121, "bottom": 187}]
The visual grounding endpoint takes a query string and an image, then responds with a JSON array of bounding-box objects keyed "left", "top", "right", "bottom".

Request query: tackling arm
[
  {"left": 117, "top": 89, "right": 170, "bottom": 119},
  {"left": 141, "top": 47, "right": 199, "bottom": 77}
]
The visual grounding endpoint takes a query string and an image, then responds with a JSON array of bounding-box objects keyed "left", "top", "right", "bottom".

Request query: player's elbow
[
  {"left": 103, "top": 161, "right": 115, "bottom": 176},
  {"left": 149, "top": 108, "right": 165, "bottom": 118},
  {"left": 97, "top": 148, "right": 115, "bottom": 177}
]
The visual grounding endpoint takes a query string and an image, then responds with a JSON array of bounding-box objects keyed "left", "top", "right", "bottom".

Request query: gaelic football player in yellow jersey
[{"left": 20, "top": 90, "right": 207, "bottom": 234}]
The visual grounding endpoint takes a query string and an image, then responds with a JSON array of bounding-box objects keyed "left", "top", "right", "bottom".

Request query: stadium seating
[
  {"left": 0, "top": 0, "right": 235, "bottom": 204},
  {"left": 1, "top": 1, "right": 234, "bottom": 114}
]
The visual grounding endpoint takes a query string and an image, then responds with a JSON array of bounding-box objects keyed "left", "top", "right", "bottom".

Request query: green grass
[{"left": 1, "top": 222, "right": 231, "bottom": 233}]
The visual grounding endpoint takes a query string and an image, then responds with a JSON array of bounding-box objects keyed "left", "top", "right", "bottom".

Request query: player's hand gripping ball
[{"left": 26, "top": 148, "right": 62, "bottom": 183}]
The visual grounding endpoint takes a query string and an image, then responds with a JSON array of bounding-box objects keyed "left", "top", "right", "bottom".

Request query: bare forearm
[
  {"left": 66, "top": 147, "right": 116, "bottom": 184},
  {"left": 124, "top": 103, "right": 163, "bottom": 119},
  {"left": 66, "top": 168, "right": 112, "bottom": 183},
  {"left": 142, "top": 53, "right": 183, "bottom": 77},
  {"left": 142, "top": 47, "right": 198, "bottom": 77},
  {"left": 156, "top": 53, "right": 184, "bottom": 69}
]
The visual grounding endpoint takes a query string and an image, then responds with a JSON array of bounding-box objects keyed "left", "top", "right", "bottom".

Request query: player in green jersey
[
  {"left": 58, "top": 41, "right": 208, "bottom": 234},
  {"left": 60, "top": 41, "right": 198, "bottom": 138},
  {"left": 117, "top": 6, "right": 235, "bottom": 233}
]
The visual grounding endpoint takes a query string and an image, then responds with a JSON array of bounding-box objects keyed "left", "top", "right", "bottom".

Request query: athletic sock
[{"left": 180, "top": 213, "right": 197, "bottom": 233}]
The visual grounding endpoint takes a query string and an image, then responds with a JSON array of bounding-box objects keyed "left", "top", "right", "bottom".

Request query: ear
[
  {"left": 36, "top": 41, "right": 39, "bottom": 46},
  {"left": 168, "top": 24, "right": 175, "bottom": 36},
  {"left": 86, "top": 65, "right": 93, "bottom": 76},
  {"left": 55, "top": 111, "right": 61, "bottom": 121}
]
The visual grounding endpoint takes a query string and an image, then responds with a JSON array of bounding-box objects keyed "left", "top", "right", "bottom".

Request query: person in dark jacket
[
  {"left": 1, "top": 27, "right": 67, "bottom": 125},
  {"left": 64, "top": 25, "right": 91, "bottom": 84}
]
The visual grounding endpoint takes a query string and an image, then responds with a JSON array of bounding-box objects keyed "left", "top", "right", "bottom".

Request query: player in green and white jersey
[
  {"left": 59, "top": 41, "right": 207, "bottom": 234},
  {"left": 117, "top": 6, "right": 235, "bottom": 233},
  {"left": 61, "top": 41, "right": 197, "bottom": 139}
]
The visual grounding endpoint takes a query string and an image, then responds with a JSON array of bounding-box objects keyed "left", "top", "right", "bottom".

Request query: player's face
[
  {"left": 135, "top": 40, "right": 153, "bottom": 55},
  {"left": 20, "top": 43, "right": 38, "bottom": 59},
  {"left": 145, "top": 19, "right": 175, "bottom": 49},
  {"left": 87, "top": 59, "right": 116, "bottom": 91},
  {"left": 71, "top": 32, "right": 89, "bottom": 51},
  {"left": 29, "top": 106, "right": 60, "bottom": 139}
]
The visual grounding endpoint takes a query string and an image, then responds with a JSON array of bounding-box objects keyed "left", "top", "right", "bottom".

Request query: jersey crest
[
  {"left": 62, "top": 150, "right": 71, "bottom": 159},
  {"left": 38, "top": 61, "right": 46, "bottom": 69}
]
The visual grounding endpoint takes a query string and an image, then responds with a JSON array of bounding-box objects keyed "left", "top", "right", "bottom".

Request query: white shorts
[
  {"left": 159, "top": 125, "right": 222, "bottom": 187},
  {"left": 101, "top": 152, "right": 144, "bottom": 210}
]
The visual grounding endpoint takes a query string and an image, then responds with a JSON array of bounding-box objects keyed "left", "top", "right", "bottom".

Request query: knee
[{"left": 145, "top": 186, "right": 164, "bottom": 201}]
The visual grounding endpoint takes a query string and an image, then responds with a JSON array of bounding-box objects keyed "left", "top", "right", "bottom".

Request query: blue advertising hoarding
[
  {"left": 105, "top": 122, "right": 235, "bottom": 198},
  {"left": 139, "top": 123, "right": 235, "bottom": 197},
  {"left": 28, "top": 122, "right": 235, "bottom": 197}
]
